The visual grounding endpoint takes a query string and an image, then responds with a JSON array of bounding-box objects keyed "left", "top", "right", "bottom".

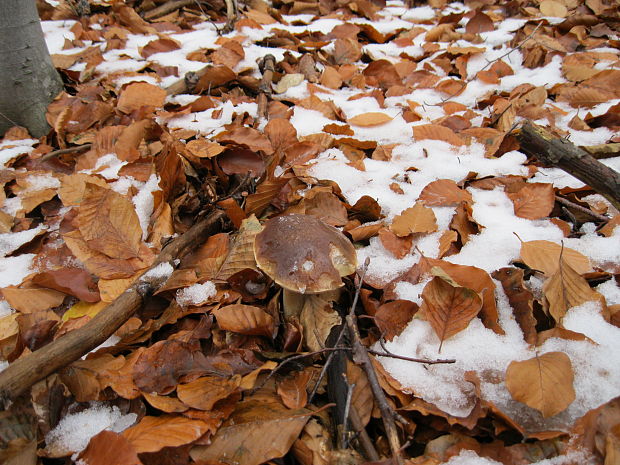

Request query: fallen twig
[
  {"left": 517, "top": 122, "right": 620, "bottom": 211},
  {"left": 368, "top": 349, "right": 456, "bottom": 365},
  {"left": 143, "top": 0, "right": 205, "bottom": 20},
  {"left": 346, "top": 258, "right": 404, "bottom": 465},
  {"left": 555, "top": 195, "right": 610, "bottom": 222},
  {"left": 0, "top": 209, "right": 227, "bottom": 407},
  {"left": 39, "top": 143, "right": 92, "bottom": 162}
]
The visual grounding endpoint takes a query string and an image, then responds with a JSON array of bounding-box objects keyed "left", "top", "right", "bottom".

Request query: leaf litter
[{"left": 0, "top": 0, "right": 618, "bottom": 464}]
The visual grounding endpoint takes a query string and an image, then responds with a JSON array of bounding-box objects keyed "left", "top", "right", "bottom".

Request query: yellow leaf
[
  {"left": 62, "top": 300, "right": 108, "bottom": 322},
  {"left": 505, "top": 352, "right": 575, "bottom": 418}
]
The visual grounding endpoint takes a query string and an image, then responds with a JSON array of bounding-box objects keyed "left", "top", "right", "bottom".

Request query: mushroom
[
  {"left": 254, "top": 214, "right": 357, "bottom": 295},
  {"left": 253, "top": 214, "right": 358, "bottom": 350}
]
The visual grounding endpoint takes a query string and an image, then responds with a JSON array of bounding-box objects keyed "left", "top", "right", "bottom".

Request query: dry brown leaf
[
  {"left": 374, "top": 299, "right": 419, "bottom": 341},
  {"left": 508, "top": 183, "right": 555, "bottom": 220},
  {"left": 264, "top": 118, "right": 298, "bottom": 154},
  {"left": 212, "top": 304, "right": 275, "bottom": 338},
  {"left": 142, "top": 392, "right": 188, "bottom": 413},
  {"left": 77, "top": 431, "right": 141, "bottom": 465},
  {"left": 277, "top": 369, "right": 312, "bottom": 409},
  {"left": 391, "top": 203, "right": 438, "bottom": 237},
  {"left": 122, "top": 415, "right": 210, "bottom": 453},
  {"left": 421, "top": 275, "right": 483, "bottom": 351},
  {"left": 186, "top": 139, "right": 225, "bottom": 158},
  {"left": 465, "top": 11, "right": 494, "bottom": 34},
  {"left": 543, "top": 258, "right": 607, "bottom": 324},
  {"left": 77, "top": 182, "right": 143, "bottom": 260},
  {"left": 505, "top": 352, "right": 575, "bottom": 418},
  {"left": 216, "top": 215, "right": 262, "bottom": 280},
  {"left": 333, "top": 38, "right": 362, "bottom": 65},
  {"left": 117, "top": 82, "right": 166, "bottom": 114},
  {"left": 519, "top": 240, "right": 591, "bottom": 276},
  {"left": 539, "top": 0, "right": 568, "bottom": 17},
  {"left": 379, "top": 227, "right": 413, "bottom": 259},
  {"left": 419, "top": 179, "right": 473, "bottom": 207},
  {"left": 492, "top": 268, "right": 537, "bottom": 345},
  {"left": 189, "top": 397, "right": 311, "bottom": 465},
  {"left": 244, "top": 177, "right": 290, "bottom": 217},
  {"left": 413, "top": 124, "right": 465, "bottom": 146},
  {"left": 299, "top": 293, "right": 342, "bottom": 352},
  {"left": 177, "top": 375, "right": 241, "bottom": 411},
  {"left": 59, "top": 173, "right": 109, "bottom": 207},
  {"left": 348, "top": 112, "right": 393, "bottom": 127},
  {"left": 1, "top": 287, "right": 66, "bottom": 313},
  {"left": 346, "top": 360, "right": 373, "bottom": 426}
]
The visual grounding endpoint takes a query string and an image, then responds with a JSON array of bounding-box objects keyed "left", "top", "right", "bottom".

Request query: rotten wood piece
[
  {"left": 517, "top": 122, "right": 620, "bottom": 211},
  {"left": 0, "top": 209, "right": 227, "bottom": 406}
]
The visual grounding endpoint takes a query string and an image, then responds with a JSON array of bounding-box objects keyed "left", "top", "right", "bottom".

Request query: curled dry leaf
[
  {"left": 492, "top": 268, "right": 537, "bottom": 345},
  {"left": 122, "top": 415, "right": 211, "bottom": 453},
  {"left": 519, "top": 240, "right": 591, "bottom": 276},
  {"left": 212, "top": 304, "right": 275, "bottom": 338},
  {"left": 505, "top": 352, "right": 575, "bottom": 418},
  {"left": 216, "top": 215, "right": 262, "bottom": 280},
  {"left": 543, "top": 258, "right": 607, "bottom": 324},
  {"left": 379, "top": 227, "right": 413, "bottom": 259},
  {"left": 391, "top": 203, "right": 438, "bottom": 237},
  {"left": 348, "top": 112, "right": 394, "bottom": 127},
  {"left": 421, "top": 275, "right": 483, "bottom": 351},
  {"left": 299, "top": 294, "right": 342, "bottom": 352},
  {"left": 508, "top": 183, "right": 555, "bottom": 220}
]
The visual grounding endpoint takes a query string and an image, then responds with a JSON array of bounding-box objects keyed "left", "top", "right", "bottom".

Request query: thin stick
[
  {"left": 341, "top": 381, "right": 355, "bottom": 449},
  {"left": 39, "top": 143, "right": 92, "bottom": 162},
  {"left": 368, "top": 349, "right": 455, "bottom": 365},
  {"left": 555, "top": 195, "right": 610, "bottom": 222},
  {"left": 0, "top": 209, "right": 227, "bottom": 406},
  {"left": 346, "top": 258, "right": 404, "bottom": 465},
  {"left": 143, "top": 0, "right": 202, "bottom": 20}
]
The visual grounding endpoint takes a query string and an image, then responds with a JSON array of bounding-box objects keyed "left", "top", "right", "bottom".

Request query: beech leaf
[
  {"left": 505, "top": 352, "right": 575, "bottom": 418},
  {"left": 421, "top": 275, "right": 483, "bottom": 351},
  {"left": 519, "top": 240, "right": 591, "bottom": 276},
  {"left": 212, "top": 304, "right": 275, "bottom": 338},
  {"left": 391, "top": 203, "right": 438, "bottom": 237},
  {"left": 77, "top": 431, "right": 142, "bottom": 465},
  {"left": 508, "top": 183, "right": 555, "bottom": 220},
  {"left": 348, "top": 112, "right": 393, "bottom": 127},
  {"left": 122, "top": 415, "right": 211, "bottom": 453}
]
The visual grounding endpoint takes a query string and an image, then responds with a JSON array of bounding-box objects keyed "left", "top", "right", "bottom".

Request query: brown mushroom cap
[{"left": 254, "top": 214, "right": 357, "bottom": 294}]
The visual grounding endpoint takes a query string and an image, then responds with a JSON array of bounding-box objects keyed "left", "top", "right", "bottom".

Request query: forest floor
[{"left": 0, "top": 0, "right": 619, "bottom": 463}]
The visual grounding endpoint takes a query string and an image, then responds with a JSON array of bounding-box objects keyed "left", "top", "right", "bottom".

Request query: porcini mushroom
[
  {"left": 253, "top": 214, "right": 358, "bottom": 350},
  {"left": 253, "top": 214, "right": 357, "bottom": 295}
]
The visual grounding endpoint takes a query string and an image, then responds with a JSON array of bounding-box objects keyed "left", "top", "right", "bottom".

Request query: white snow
[{"left": 176, "top": 281, "right": 217, "bottom": 306}]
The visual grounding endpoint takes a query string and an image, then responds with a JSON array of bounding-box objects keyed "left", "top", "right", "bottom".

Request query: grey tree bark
[{"left": 0, "top": 0, "right": 63, "bottom": 137}]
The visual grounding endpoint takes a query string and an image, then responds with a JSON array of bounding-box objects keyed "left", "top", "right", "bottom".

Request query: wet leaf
[
  {"left": 421, "top": 275, "right": 483, "bottom": 351},
  {"left": 505, "top": 352, "right": 575, "bottom": 418}
]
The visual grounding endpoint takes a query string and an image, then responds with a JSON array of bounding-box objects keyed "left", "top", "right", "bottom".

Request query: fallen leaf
[
  {"left": 117, "top": 82, "right": 166, "bottom": 114},
  {"left": 212, "top": 304, "right": 275, "bottom": 338},
  {"left": 77, "top": 183, "right": 143, "bottom": 260},
  {"left": 277, "top": 369, "right": 312, "bottom": 409},
  {"left": 421, "top": 275, "right": 483, "bottom": 351},
  {"left": 543, "top": 258, "right": 607, "bottom": 323},
  {"left": 379, "top": 228, "right": 413, "bottom": 259},
  {"left": 413, "top": 124, "right": 465, "bottom": 146},
  {"left": 374, "top": 299, "right": 419, "bottom": 341},
  {"left": 348, "top": 112, "right": 393, "bottom": 127},
  {"left": 77, "top": 431, "right": 142, "bottom": 465},
  {"left": 466, "top": 11, "right": 494, "bottom": 34},
  {"left": 419, "top": 179, "right": 473, "bottom": 206},
  {"left": 391, "top": 203, "right": 438, "bottom": 237},
  {"left": 492, "top": 268, "right": 537, "bottom": 344},
  {"left": 122, "top": 415, "right": 210, "bottom": 453},
  {"left": 505, "top": 352, "right": 575, "bottom": 418},
  {"left": 508, "top": 183, "right": 555, "bottom": 220},
  {"left": 539, "top": 0, "right": 568, "bottom": 17},
  {"left": 189, "top": 397, "right": 311, "bottom": 465},
  {"left": 519, "top": 240, "right": 591, "bottom": 276},
  {"left": 177, "top": 375, "right": 241, "bottom": 411},
  {"left": 299, "top": 294, "right": 342, "bottom": 352}
]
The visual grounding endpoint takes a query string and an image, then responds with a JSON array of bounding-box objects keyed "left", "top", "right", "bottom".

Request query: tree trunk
[{"left": 0, "top": 0, "right": 63, "bottom": 137}]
